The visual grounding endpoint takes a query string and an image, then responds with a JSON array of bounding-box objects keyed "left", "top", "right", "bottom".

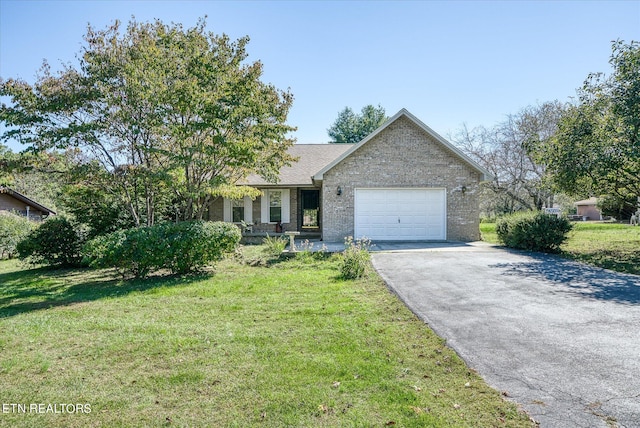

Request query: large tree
[
  {"left": 327, "top": 104, "right": 387, "bottom": 144},
  {"left": 538, "top": 40, "right": 640, "bottom": 212},
  {"left": 0, "top": 18, "right": 296, "bottom": 226},
  {"left": 454, "top": 101, "right": 565, "bottom": 215}
]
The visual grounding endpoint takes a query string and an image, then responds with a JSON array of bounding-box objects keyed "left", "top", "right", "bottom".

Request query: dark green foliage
[
  {"left": 328, "top": 105, "right": 387, "bottom": 144},
  {"left": 597, "top": 194, "right": 637, "bottom": 220},
  {"left": 84, "top": 221, "right": 241, "bottom": 278},
  {"left": 539, "top": 41, "right": 640, "bottom": 204},
  {"left": 496, "top": 211, "right": 573, "bottom": 253},
  {"left": 0, "top": 213, "right": 34, "bottom": 259},
  {"left": 60, "top": 184, "right": 136, "bottom": 239},
  {"left": 339, "top": 236, "right": 371, "bottom": 279},
  {"left": 17, "top": 217, "right": 85, "bottom": 267}
]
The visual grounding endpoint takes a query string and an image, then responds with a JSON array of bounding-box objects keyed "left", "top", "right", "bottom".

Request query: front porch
[{"left": 239, "top": 230, "right": 321, "bottom": 245}]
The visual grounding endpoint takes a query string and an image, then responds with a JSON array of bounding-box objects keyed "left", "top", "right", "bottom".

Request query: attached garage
[{"left": 354, "top": 188, "right": 446, "bottom": 241}]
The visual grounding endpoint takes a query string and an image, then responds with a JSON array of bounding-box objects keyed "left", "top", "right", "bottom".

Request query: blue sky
[{"left": 1, "top": 0, "right": 639, "bottom": 151}]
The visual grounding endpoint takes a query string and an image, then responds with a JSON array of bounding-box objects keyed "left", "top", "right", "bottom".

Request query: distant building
[
  {"left": 574, "top": 197, "right": 602, "bottom": 220},
  {"left": 0, "top": 187, "right": 56, "bottom": 221}
]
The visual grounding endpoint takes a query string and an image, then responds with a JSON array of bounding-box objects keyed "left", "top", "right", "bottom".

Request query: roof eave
[
  {"left": 0, "top": 187, "right": 56, "bottom": 215},
  {"left": 312, "top": 108, "right": 492, "bottom": 181}
]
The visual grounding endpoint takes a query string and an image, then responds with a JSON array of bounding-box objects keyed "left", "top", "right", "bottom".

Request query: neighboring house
[
  {"left": 209, "top": 108, "right": 491, "bottom": 242},
  {"left": 0, "top": 187, "right": 56, "bottom": 221},
  {"left": 574, "top": 197, "right": 602, "bottom": 220}
]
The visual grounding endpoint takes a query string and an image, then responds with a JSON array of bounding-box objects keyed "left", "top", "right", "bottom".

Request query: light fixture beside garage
[
  {"left": 453, "top": 185, "right": 467, "bottom": 194},
  {"left": 336, "top": 186, "right": 342, "bottom": 196}
]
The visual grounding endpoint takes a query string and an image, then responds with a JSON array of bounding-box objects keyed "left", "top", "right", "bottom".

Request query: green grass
[
  {"left": 480, "top": 222, "right": 499, "bottom": 244},
  {"left": 0, "top": 252, "right": 533, "bottom": 427},
  {"left": 481, "top": 221, "right": 640, "bottom": 275}
]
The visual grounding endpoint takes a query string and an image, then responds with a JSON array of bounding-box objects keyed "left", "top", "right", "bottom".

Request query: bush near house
[
  {"left": 84, "top": 221, "right": 241, "bottom": 278},
  {"left": 496, "top": 211, "right": 573, "bottom": 253},
  {"left": 0, "top": 212, "right": 34, "bottom": 259},
  {"left": 17, "top": 216, "right": 85, "bottom": 267},
  {"left": 339, "top": 236, "right": 372, "bottom": 279}
]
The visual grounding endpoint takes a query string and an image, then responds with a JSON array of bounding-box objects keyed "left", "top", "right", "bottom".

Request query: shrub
[
  {"left": 0, "top": 212, "right": 34, "bottom": 259},
  {"left": 84, "top": 221, "right": 241, "bottom": 278},
  {"left": 339, "top": 236, "right": 371, "bottom": 279},
  {"left": 262, "top": 234, "right": 287, "bottom": 257},
  {"left": 17, "top": 216, "right": 85, "bottom": 267},
  {"left": 161, "top": 221, "right": 241, "bottom": 274},
  {"left": 496, "top": 211, "right": 573, "bottom": 253}
]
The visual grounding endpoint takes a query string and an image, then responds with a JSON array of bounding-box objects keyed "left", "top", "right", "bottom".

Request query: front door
[{"left": 301, "top": 190, "right": 320, "bottom": 229}]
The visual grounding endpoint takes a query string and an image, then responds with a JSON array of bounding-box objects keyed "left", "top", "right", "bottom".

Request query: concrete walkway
[
  {"left": 371, "top": 243, "right": 640, "bottom": 428},
  {"left": 285, "top": 239, "right": 474, "bottom": 253}
]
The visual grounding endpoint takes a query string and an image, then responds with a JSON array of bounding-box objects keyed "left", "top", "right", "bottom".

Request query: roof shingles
[{"left": 243, "top": 144, "right": 352, "bottom": 187}]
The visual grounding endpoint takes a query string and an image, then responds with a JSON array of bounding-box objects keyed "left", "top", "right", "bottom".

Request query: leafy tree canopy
[
  {"left": 537, "top": 40, "right": 640, "bottom": 209},
  {"left": 327, "top": 104, "right": 387, "bottom": 144},
  {"left": 1, "top": 17, "right": 296, "bottom": 227}
]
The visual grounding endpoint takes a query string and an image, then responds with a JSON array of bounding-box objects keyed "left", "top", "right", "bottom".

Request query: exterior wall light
[{"left": 336, "top": 186, "right": 342, "bottom": 196}]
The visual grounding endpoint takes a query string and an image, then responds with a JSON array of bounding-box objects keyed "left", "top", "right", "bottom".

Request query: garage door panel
[{"left": 355, "top": 188, "right": 446, "bottom": 241}]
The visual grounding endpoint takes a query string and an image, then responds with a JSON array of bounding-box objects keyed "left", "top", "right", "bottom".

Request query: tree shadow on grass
[
  {"left": 491, "top": 252, "right": 640, "bottom": 305},
  {"left": 0, "top": 265, "right": 208, "bottom": 318}
]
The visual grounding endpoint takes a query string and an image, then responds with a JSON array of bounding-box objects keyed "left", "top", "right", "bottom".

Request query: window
[
  {"left": 223, "top": 197, "right": 252, "bottom": 224},
  {"left": 232, "top": 199, "right": 244, "bottom": 223},
  {"left": 260, "top": 189, "right": 290, "bottom": 224},
  {"left": 269, "top": 191, "right": 282, "bottom": 222}
]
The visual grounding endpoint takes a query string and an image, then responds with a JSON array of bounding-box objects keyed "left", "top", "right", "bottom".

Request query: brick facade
[{"left": 320, "top": 116, "right": 483, "bottom": 242}]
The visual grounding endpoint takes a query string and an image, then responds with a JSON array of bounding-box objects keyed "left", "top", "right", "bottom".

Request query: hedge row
[
  {"left": 16, "top": 218, "right": 240, "bottom": 277},
  {"left": 84, "top": 221, "right": 241, "bottom": 278}
]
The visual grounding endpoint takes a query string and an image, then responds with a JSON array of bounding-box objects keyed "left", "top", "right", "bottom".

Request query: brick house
[
  {"left": 0, "top": 187, "right": 56, "bottom": 221},
  {"left": 209, "top": 109, "right": 491, "bottom": 242}
]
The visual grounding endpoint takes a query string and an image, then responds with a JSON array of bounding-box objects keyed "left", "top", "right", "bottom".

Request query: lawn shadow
[
  {"left": 491, "top": 251, "right": 640, "bottom": 305},
  {"left": 0, "top": 265, "right": 209, "bottom": 318}
]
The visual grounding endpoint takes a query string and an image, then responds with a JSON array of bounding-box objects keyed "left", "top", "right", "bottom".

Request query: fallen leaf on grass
[{"left": 332, "top": 381, "right": 341, "bottom": 388}]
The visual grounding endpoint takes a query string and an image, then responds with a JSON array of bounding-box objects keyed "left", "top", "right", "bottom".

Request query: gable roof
[
  {"left": 574, "top": 197, "right": 598, "bottom": 206},
  {"left": 312, "top": 108, "right": 492, "bottom": 181},
  {"left": 243, "top": 144, "right": 352, "bottom": 187},
  {"left": 0, "top": 187, "right": 57, "bottom": 215}
]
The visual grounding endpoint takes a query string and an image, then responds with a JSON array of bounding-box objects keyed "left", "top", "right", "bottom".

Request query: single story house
[
  {"left": 0, "top": 187, "right": 56, "bottom": 221},
  {"left": 209, "top": 108, "right": 491, "bottom": 242},
  {"left": 574, "top": 197, "right": 602, "bottom": 220}
]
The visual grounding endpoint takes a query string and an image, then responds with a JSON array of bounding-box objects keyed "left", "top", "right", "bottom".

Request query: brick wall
[{"left": 321, "top": 116, "right": 483, "bottom": 242}]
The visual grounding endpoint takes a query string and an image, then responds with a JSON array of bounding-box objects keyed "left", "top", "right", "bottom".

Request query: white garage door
[{"left": 354, "top": 188, "right": 446, "bottom": 241}]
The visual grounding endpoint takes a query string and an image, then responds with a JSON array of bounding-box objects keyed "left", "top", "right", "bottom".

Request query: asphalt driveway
[{"left": 371, "top": 242, "right": 640, "bottom": 428}]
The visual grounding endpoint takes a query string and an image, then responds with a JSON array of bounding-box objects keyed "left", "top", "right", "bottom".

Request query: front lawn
[
  {"left": 481, "top": 221, "right": 640, "bottom": 275},
  {"left": 0, "top": 252, "right": 532, "bottom": 427}
]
